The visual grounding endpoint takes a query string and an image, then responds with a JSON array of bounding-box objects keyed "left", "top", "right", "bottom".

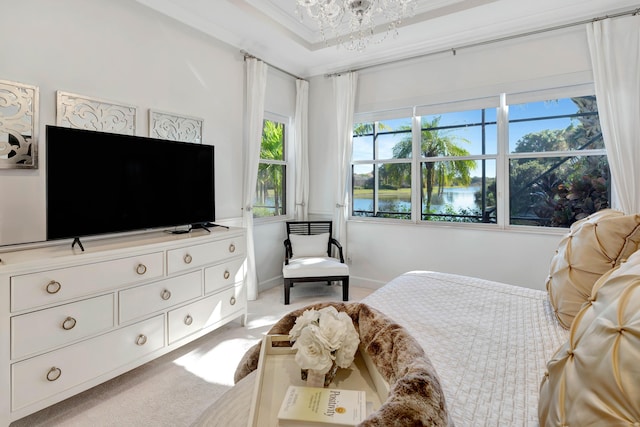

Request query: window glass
[
  {"left": 509, "top": 96, "right": 603, "bottom": 153},
  {"left": 352, "top": 163, "right": 412, "bottom": 219},
  {"left": 421, "top": 159, "right": 497, "bottom": 223},
  {"left": 421, "top": 109, "right": 497, "bottom": 156},
  {"left": 377, "top": 118, "right": 412, "bottom": 159},
  {"left": 509, "top": 155, "right": 609, "bottom": 227},
  {"left": 254, "top": 118, "right": 287, "bottom": 218},
  {"left": 507, "top": 95, "right": 608, "bottom": 227}
]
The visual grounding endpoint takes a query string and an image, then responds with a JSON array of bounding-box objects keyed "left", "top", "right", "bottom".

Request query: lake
[{"left": 353, "top": 186, "right": 480, "bottom": 213}]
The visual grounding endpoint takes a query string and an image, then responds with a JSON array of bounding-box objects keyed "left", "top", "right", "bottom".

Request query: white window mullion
[{"left": 496, "top": 93, "right": 508, "bottom": 228}]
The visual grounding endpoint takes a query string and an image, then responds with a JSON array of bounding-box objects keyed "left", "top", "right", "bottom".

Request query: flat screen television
[{"left": 46, "top": 125, "right": 215, "bottom": 242}]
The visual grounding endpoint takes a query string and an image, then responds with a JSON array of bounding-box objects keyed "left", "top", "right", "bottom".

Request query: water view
[{"left": 353, "top": 185, "right": 480, "bottom": 213}]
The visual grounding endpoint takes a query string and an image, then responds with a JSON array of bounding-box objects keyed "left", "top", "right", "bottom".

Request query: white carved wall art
[
  {"left": 56, "top": 91, "right": 137, "bottom": 135},
  {"left": 0, "top": 79, "right": 39, "bottom": 169},
  {"left": 149, "top": 110, "right": 203, "bottom": 143}
]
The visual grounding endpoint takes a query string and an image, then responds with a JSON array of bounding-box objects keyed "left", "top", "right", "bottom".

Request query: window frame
[
  {"left": 253, "top": 112, "right": 292, "bottom": 221},
  {"left": 349, "top": 85, "right": 610, "bottom": 232}
]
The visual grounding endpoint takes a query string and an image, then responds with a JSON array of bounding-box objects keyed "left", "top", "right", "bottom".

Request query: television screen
[{"left": 46, "top": 125, "right": 215, "bottom": 241}]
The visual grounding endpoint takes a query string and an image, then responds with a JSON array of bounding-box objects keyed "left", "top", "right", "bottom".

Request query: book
[{"left": 277, "top": 385, "right": 366, "bottom": 426}]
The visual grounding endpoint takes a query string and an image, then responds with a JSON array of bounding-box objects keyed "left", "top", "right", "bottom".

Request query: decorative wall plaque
[
  {"left": 56, "top": 91, "right": 137, "bottom": 135},
  {"left": 0, "top": 79, "right": 39, "bottom": 169},
  {"left": 149, "top": 110, "right": 203, "bottom": 143}
]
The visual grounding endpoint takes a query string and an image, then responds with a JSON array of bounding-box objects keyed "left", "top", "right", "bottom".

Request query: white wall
[
  {"left": 308, "top": 27, "right": 597, "bottom": 291},
  {"left": 0, "top": 0, "right": 246, "bottom": 246},
  {"left": 0, "top": 2, "right": 597, "bottom": 293}
]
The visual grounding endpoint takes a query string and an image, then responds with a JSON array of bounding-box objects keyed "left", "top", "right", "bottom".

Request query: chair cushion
[
  {"left": 539, "top": 249, "right": 640, "bottom": 426},
  {"left": 546, "top": 209, "right": 640, "bottom": 329},
  {"left": 289, "top": 233, "right": 330, "bottom": 258},
  {"left": 283, "top": 257, "right": 349, "bottom": 278}
]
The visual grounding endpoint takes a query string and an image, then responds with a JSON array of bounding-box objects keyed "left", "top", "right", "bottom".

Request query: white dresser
[{"left": 0, "top": 227, "right": 247, "bottom": 426}]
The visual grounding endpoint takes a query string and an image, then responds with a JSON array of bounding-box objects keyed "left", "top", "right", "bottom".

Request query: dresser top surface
[{"left": 0, "top": 226, "right": 245, "bottom": 270}]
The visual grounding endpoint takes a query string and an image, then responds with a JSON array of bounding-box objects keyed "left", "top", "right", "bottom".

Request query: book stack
[{"left": 277, "top": 385, "right": 366, "bottom": 426}]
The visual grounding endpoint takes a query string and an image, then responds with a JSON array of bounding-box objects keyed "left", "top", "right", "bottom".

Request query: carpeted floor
[{"left": 10, "top": 283, "right": 373, "bottom": 427}]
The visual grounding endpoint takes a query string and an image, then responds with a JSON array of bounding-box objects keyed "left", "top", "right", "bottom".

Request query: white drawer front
[
  {"left": 11, "top": 294, "right": 114, "bottom": 360},
  {"left": 11, "top": 252, "right": 163, "bottom": 312},
  {"left": 204, "top": 258, "right": 244, "bottom": 294},
  {"left": 167, "top": 236, "right": 246, "bottom": 275},
  {"left": 11, "top": 315, "right": 164, "bottom": 411},
  {"left": 119, "top": 271, "right": 201, "bottom": 323},
  {"left": 168, "top": 284, "right": 245, "bottom": 344}
]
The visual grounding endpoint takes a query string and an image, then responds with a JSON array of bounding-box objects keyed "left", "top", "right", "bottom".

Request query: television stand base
[
  {"left": 72, "top": 237, "right": 85, "bottom": 252},
  {"left": 190, "top": 222, "right": 229, "bottom": 233}
]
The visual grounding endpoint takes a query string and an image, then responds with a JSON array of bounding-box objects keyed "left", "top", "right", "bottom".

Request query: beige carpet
[{"left": 11, "top": 283, "right": 373, "bottom": 427}]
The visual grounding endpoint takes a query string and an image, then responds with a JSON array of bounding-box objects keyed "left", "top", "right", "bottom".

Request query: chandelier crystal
[{"left": 296, "top": 0, "right": 417, "bottom": 51}]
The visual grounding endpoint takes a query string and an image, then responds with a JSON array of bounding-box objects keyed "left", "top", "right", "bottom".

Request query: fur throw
[{"left": 234, "top": 302, "right": 451, "bottom": 426}]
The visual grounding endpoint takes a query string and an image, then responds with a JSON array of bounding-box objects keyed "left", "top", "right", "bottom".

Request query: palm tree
[
  {"left": 258, "top": 120, "right": 284, "bottom": 215},
  {"left": 393, "top": 117, "right": 475, "bottom": 211}
]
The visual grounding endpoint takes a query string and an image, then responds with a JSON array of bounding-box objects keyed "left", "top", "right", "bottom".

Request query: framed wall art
[
  {"left": 149, "top": 110, "right": 203, "bottom": 143},
  {"left": 56, "top": 91, "right": 137, "bottom": 135},
  {"left": 0, "top": 79, "right": 39, "bottom": 169}
]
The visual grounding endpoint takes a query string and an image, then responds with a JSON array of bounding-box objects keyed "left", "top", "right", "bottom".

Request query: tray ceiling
[{"left": 135, "top": 0, "right": 639, "bottom": 78}]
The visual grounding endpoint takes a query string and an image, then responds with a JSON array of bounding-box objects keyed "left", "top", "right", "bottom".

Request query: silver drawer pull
[
  {"left": 47, "top": 367, "right": 62, "bottom": 382},
  {"left": 62, "top": 316, "right": 77, "bottom": 330},
  {"left": 136, "top": 264, "right": 147, "bottom": 275},
  {"left": 135, "top": 334, "right": 147, "bottom": 346},
  {"left": 161, "top": 289, "right": 172, "bottom": 300},
  {"left": 184, "top": 254, "right": 193, "bottom": 264},
  {"left": 184, "top": 314, "right": 193, "bottom": 326},
  {"left": 228, "top": 243, "right": 235, "bottom": 253},
  {"left": 230, "top": 296, "right": 236, "bottom": 306},
  {"left": 224, "top": 270, "right": 230, "bottom": 280},
  {"left": 46, "top": 281, "right": 62, "bottom": 294}
]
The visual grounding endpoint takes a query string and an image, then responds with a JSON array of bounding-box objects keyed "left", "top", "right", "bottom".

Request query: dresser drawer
[
  {"left": 11, "top": 252, "right": 163, "bottom": 312},
  {"left": 167, "top": 236, "right": 246, "bottom": 274},
  {"left": 11, "top": 294, "right": 114, "bottom": 360},
  {"left": 119, "top": 271, "right": 202, "bottom": 323},
  {"left": 204, "top": 258, "right": 244, "bottom": 294},
  {"left": 11, "top": 314, "right": 164, "bottom": 411},
  {"left": 168, "top": 283, "right": 245, "bottom": 344}
]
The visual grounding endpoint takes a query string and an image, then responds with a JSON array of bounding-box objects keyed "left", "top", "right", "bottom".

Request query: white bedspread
[
  {"left": 192, "top": 271, "right": 569, "bottom": 427},
  {"left": 360, "top": 271, "right": 569, "bottom": 427}
]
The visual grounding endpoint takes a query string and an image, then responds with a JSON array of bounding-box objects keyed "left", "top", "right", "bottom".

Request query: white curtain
[
  {"left": 243, "top": 58, "right": 268, "bottom": 300},
  {"left": 586, "top": 15, "right": 640, "bottom": 214},
  {"left": 332, "top": 72, "right": 358, "bottom": 251},
  {"left": 294, "top": 79, "right": 309, "bottom": 220}
]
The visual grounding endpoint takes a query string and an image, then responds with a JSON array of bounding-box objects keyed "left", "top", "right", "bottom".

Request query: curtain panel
[
  {"left": 294, "top": 79, "right": 309, "bottom": 220},
  {"left": 242, "top": 58, "right": 268, "bottom": 300},
  {"left": 332, "top": 72, "right": 358, "bottom": 254},
  {"left": 587, "top": 15, "right": 640, "bottom": 214}
]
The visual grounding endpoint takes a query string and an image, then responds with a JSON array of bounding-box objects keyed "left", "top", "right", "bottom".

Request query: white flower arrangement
[{"left": 289, "top": 306, "right": 360, "bottom": 374}]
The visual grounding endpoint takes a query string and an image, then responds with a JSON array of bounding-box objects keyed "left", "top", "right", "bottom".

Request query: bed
[
  {"left": 192, "top": 271, "right": 567, "bottom": 426},
  {"left": 193, "top": 209, "right": 640, "bottom": 427}
]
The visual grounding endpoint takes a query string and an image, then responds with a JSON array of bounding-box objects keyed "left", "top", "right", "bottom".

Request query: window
[
  {"left": 352, "top": 118, "right": 412, "bottom": 219},
  {"left": 508, "top": 96, "right": 608, "bottom": 227},
  {"left": 419, "top": 108, "right": 497, "bottom": 223},
  {"left": 254, "top": 115, "right": 287, "bottom": 218},
  {"left": 351, "top": 90, "right": 610, "bottom": 228}
]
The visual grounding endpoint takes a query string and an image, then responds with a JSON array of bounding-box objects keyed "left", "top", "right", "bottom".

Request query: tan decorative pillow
[
  {"left": 539, "top": 250, "right": 640, "bottom": 426},
  {"left": 546, "top": 209, "right": 640, "bottom": 329}
]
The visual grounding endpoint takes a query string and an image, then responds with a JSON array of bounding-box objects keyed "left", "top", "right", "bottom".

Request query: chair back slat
[{"left": 286, "top": 221, "right": 332, "bottom": 237}]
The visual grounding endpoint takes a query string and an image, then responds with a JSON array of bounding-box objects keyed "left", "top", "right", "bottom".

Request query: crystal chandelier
[{"left": 296, "top": 0, "right": 417, "bottom": 51}]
